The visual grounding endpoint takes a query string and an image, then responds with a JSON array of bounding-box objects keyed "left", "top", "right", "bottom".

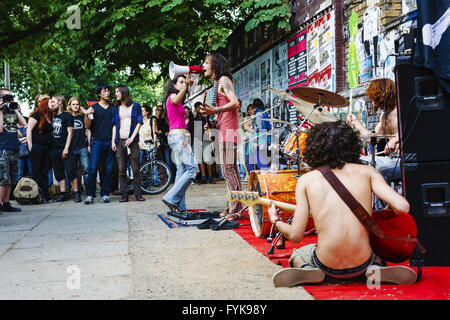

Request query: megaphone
[{"left": 169, "top": 61, "right": 203, "bottom": 80}]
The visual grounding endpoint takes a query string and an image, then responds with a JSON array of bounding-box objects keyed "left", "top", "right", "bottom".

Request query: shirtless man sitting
[{"left": 269, "top": 120, "right": 417, "bottom": 287}]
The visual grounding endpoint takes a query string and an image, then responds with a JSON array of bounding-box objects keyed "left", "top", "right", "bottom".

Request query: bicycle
[{"left": 128, "top": 140, "right": 173, "bottom": 195}]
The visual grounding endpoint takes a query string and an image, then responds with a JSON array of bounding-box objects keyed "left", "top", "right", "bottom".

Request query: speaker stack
[{"left": 396, "top": 55, "right": 450, "bottom": 266}]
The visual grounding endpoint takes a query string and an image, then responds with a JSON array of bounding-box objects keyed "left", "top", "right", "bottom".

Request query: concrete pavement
[
  {"left": 0, "top": 199, "right": 131, "bottom": 299},
  {"left": 0, "top": 181, "right": 313, "bottom": 300}
]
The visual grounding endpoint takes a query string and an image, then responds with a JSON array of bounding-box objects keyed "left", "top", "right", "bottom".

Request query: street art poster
[
  {"left": 232, "top": 49, "right": 276, "bottom": 111},
  {"left": 307, "top": 11, "right": 335, "bottom": 91},
  {"left": 271, "top": 40, "right": 289, "bottom": 96},
  {"left": 288, "top": 28, "right": 308, "bottom": 90}
]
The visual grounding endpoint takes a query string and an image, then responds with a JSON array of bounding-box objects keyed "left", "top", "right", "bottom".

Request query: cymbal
[
  {"left": 266, "top": 87, "right": 303, "bottom": 105},
  {"left": 290, "top": 87, "right": 349, "bottom": 108},
  {"left": 360, "top": 132, "right": 397, "bottom": 139},
  {"left": 266, "top": 87, "right": 337, "bottom": 124},
  {"left": 263, "top": 118, "right": 293, "bottom": 125}
]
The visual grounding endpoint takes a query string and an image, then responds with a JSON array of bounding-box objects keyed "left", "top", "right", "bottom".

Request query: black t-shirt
[
  {"left": 30, "top": 112, "right": 52, "bottom": 146},
  {"left": 52, "top": 112, "right": 74, "bottom": 149},
  {"left": 156, "top": 117, "right": 169, "bottom": 145},
  {"left": 71, "top": 114, "right": 88, "bottom": 149},
  {"left": 0, "top": 109, "right": 19, "bottom": 150},
  {"left": 90, "top": 103, "right": 114, "bottom": 141}
]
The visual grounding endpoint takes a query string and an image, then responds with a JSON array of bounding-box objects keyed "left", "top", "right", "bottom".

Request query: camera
[{"left": 0, "top": 94, "right": 19, "bottom": 112}]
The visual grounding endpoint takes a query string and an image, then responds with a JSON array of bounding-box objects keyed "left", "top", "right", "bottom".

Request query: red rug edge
[{"left": 234, "top": 217, "right": 450, "bottom": 300}]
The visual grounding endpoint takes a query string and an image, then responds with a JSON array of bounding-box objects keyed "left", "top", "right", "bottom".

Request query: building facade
[{"left": 224, "top": 0, "right": 418, "bottom": 127}]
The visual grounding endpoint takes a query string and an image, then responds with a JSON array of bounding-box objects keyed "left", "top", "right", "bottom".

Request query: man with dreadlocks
[{"left": 200, "top": 53, "right": 244, "bottom": 221}]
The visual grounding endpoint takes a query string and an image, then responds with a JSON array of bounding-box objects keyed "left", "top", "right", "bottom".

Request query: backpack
[{"left": 13, "top": 177, "right": 41, "bottom": 205}]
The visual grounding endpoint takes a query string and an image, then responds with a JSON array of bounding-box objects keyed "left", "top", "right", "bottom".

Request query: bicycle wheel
[{"left": 139, "top": 160, "right": 172, "bottom": 195}]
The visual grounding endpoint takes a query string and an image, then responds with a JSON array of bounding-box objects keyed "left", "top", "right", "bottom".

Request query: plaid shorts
[{"left": 0, "top": 149, "right": 19, "bottom": 186}]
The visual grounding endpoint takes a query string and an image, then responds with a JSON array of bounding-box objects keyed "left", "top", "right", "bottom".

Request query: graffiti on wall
[{"left": 232, "top": 41, "right": 289, "bottom": 112}]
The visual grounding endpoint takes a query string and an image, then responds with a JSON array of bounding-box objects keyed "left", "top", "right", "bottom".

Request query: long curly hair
[
  {"left": 303, "top": 121, "right": 362, "bottom": 169},
  {"left": 206, "top": 53, "right": 233, "bottom": 81},
  {"left": 365, "top": 78, "right": 397, "bottom": 113}
]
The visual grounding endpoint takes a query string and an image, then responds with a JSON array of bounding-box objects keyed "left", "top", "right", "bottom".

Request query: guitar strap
[
  {"left": 211, "top": 80, "right": 219, "bottom": 108},
  {"left": 316, "top": 165, "right": 426, "bottom": 255},
  {"left": 206, "top": 80, "right": 220, "bottom": 128}
]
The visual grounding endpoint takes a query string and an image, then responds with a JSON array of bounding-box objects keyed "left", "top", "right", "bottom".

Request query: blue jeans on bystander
[{"left": 86, "top": 140, "right": 114, "bottom": 197}]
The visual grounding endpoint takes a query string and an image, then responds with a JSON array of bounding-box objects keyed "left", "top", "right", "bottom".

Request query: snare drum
[
  {"left": 248, "top": 169, "right": 311, "bottom": 238},
  {"left": 280, "top": 128, "right": 309, "bottom": 161}
]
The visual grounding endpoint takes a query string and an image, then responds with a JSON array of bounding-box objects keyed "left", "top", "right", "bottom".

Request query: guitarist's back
[{"left": 299, "top": 163, "right": 377, "bottom": 270}]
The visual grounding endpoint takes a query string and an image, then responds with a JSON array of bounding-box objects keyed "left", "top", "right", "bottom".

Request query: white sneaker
[
  {"left": 100, "top": 195, "right": 110, "bottom": 203},
  {"left": 84, "top": 196, "right": 94, "bottom": 204},
  {"left": 272, "top": 267, "right": 325, "bottom": 287},
  {"left": 365, "top": 265, "right": 417, "bottom": 285}
]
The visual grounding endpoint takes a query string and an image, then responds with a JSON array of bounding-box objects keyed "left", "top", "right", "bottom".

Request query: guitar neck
[
  {"left": 227, "top": 191, "right": 296, "bottom": 212},
  {"left": 257, "top": 198, "right": 296, "bottom": 212}
]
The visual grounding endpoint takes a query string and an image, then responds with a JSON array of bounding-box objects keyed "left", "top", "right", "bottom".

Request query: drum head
[{"left": 248, "top": 178, "right": 265, "bottom": 238}]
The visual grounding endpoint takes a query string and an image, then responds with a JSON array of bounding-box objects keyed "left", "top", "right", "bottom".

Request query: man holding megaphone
[{"left": 200, "top": 53, "right": 244, "bottom": 221}]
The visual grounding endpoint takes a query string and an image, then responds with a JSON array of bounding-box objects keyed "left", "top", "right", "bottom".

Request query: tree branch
[{"left": 0, "top": 15, "right": 58, "bottom": 47}]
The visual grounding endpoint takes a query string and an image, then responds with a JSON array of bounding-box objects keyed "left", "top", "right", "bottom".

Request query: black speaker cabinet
[
  {"left": 396, "top": 56, "right": 450, "bottom": 163},
  {"left": 402, "top": 160, "right": 450, "bottom": 266}
]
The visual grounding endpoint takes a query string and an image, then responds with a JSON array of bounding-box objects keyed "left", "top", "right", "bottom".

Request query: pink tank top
[
  {"left": 216, "top": 93, "right": 241, "bottom": 144},
  {"left": 166, "top": 95, "right": 187, "bottom": 131}
]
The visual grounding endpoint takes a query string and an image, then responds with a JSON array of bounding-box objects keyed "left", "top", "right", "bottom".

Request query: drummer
[
  {"left": 251, "top": 98, "right": 271, "bottom": 170},
  {"left": 268, "top": 120, "right": 417, "bottom": 286},
  {"left": 347, "top": 78, "right": 401, "bottom": 184}
]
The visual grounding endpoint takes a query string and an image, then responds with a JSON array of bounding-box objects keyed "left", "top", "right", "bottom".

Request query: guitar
[
  {"left": 227, "top": 190, "right": 296, "bottom": 212},
  {"left": 227, "top": 190, "right": 422, "bottom": 263}
]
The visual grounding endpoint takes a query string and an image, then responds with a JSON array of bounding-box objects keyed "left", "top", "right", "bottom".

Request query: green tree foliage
[{"left": 0, "top": 0, "right": 290, "bottom": 105}]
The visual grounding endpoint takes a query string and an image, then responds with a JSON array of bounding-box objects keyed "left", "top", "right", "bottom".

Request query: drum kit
[{"left": 239, "top": 86, "right": 351, "bottom": 245}]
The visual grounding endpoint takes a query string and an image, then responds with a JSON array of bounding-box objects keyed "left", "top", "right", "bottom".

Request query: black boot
[
  {"left": 74, "top": 192, "right": 82, "bottom": 203},
  {"left": 1, "top": 202, "right": 21, "bottom": 212},
  {"left": 55, "top": 192, "right": 67, "bottom": 202}
]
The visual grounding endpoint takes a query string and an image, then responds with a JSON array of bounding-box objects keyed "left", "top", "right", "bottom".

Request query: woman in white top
[{"left": 111, "top": 85, "right": 145, "bottom": 202}]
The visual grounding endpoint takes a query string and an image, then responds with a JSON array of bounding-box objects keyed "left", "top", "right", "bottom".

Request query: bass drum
[{"left": 248, "top": 169, "right": 305, "bottom": 238}]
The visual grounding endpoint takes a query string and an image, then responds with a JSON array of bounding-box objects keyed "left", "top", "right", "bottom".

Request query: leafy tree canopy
[{"left": 0, "top": 0, "right": 290, "bottom": 107}]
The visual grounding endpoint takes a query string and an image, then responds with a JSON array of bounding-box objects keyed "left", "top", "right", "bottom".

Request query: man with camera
[{"left": 0, "top": 88, "right": 27, "bottom": 212}]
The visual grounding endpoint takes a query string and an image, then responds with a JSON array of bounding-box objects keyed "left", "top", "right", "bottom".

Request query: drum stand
[
  {"left": 267, "top": 94, "right": 324, "bottom": 254},
  {"left": 293, "top": 94, "right": 325, "bottom": 177}
]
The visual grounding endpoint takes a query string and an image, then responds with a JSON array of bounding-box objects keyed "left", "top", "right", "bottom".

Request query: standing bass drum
[{"left": 248, "top": 169, "right": 310, "bottom": 238}]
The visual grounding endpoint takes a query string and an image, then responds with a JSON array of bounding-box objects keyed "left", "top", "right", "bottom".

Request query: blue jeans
[
  {"left": 72, "top": 147, "right": 90, "bottom": 188},
  {"left": 162, "top": 132, "right": 198, "bottom": 211},
  {"left": 17, "top": 157, "right": 32, "bottom": 182},
  {"left": 160, "top": 143, "right": 175, "bottom": 179},
  {"left": 361, "top": 155, "right": 402, "bottom": 210},
  {"left": 86, "top": 140, "right": 114, "bottom": 197}
]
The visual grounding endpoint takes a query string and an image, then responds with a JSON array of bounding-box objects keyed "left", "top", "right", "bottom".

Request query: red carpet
[{"left": 234, "top": 216, "right": 450, "bottom": 300}]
